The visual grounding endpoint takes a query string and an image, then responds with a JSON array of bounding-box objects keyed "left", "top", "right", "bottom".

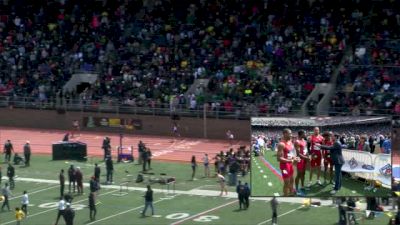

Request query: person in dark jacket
[
  {"left": 89, "top": 176, "right": 98, "bottom": 193},
  {"left": 7, "top": 163, "right": 15, "bottom": 189},
  {"left": 94, "top": 163, "right": 101, "bottom": 183},
  {"left": 236, "top": 180, "right": 245, "bottom": 210},
  {"left": 141, "top": 185, "right": 154, "bottom": 216},
  {"left": 243, "top": 183, "right": 250, "bottom": 209},
  {"left": 59, "top": 169, "right": 65, "bottom": 198},
  {"left": 138, "top": 141, "right": 145, "bottom": 165},
  {"left": 106, "top": 157, "right": 113, "bottom": 184},
  {"left": 63, "top": 203, "right": 75, "bottom": 225},
  {"left": 102, "top": 137, "right": 111, "bottom": 160},
  {"left": 68, "top": 165, "right": 76, "bottom": 193},
  {"left": 142, "top": 149, "right": 148, "bottom": 172},
  {"left": 3, "top": 140, "right": 14, "bottom": 163},
  {"left": 347, "top": 197, "right": 357, "bottom": 225},
  {"left": 23, "top": 141, "right": 31, "bottom": 166},
  {"left": 75, "top": 167, "right": 83, "bottom": 195},
  {"left": 317, "top": 133, "right": 345, "bottom": 195},
  {"left": 271, "top": 197, "right": 278, "bottom": 225}
]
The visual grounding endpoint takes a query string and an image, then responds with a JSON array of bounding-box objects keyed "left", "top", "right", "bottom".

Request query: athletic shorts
[
  {"left": 297, "top": 159, "right": 306, "bottom": 171},
  {"left": 324, "top": 157, "right": 333, "bottom": 166},
  {"left": 280, "top": 163, "right": 294, "bottom": 179},
  {"left": 310, "top": 150, "right": 322, "bottom": 168}
]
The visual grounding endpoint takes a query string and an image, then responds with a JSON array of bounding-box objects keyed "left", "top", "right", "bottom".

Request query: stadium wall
[{"left": 0, "top": 108, "right": 250, "bottom": 140}]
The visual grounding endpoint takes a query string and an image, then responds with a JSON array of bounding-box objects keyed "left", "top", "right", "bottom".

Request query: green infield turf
[{"left": 251, "top": 151, "right": 391, "bottom": 197}]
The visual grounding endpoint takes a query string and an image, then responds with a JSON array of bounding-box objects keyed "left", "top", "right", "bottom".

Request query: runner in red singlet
[
  {"left": 277, "top": 129, "right": 300, "bottom": 196},
  {"left": 308, "top": 127, "right": 324, "bottom": 187},
  {"left": 322, "top": 131, "right": 334, "bottom": 185},
  {"left": 294, "top": 130, "right": 308, "bottom": 196}
]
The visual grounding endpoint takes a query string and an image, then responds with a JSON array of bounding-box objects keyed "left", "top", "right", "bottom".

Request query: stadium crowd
[
  {"left": 0, "top": 0, "right": 393, "bottom": 116},
  {"left": 252, "top": 122, "right": 392, "bottom": 154},
  {"left": 332, "top": 0, "right": 400, "bottom": 116}
]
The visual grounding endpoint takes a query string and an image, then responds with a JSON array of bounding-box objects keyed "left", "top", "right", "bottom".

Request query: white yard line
[
  {"left": 0, "top": 190, "right": 118, "bottom": 225},
  {"left": 10, "top": 177, "right": 333, "bottom": 205},
  {"left": 86, "top": 196, "right": 179, "bottom": 225},
  {"left": 256, "top": 205, "right": 303, "bottom": 225},
  {"left": 9, "top": 185, "right": 59, "bottom": 200},
  {"left": 170, "top": 200, "right": 237, "bottom": 225}
]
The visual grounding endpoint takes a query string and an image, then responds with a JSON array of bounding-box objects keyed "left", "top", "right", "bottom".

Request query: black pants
[
  {"left": 55, "top": 209, "right": 65, "bottom": 225},
  {"left": 334, "top": 164, "right": 343, "bottom": 191},
  {"left": 21, "top": 204, "right": 28, "bottom": 215},
  {"left": 1, "top": 195, "right": 9, "bottom": 211},
  {"left": 8, "top": 177, "right": 14, "bottom": 189},
  {"left": 60, "top": 184, "right": 65, "bottom": 197},
  {"left": 238, "top": 195, "right": 245, "bottom": 209},
  {"left": 148, "top": 159, "right": 151, "bottom": 169},
  {"left": 69, "top": 179, "right": 76, "bottom": 193},
  {"left": 142, "top": 159, "right": 147, "bottom": 171},
  {"left": 106, "top": 170, "right": 113, "bottom": 183},
  {"left": 272, "top": 211, "right": 277, "bottom": 224},
  {"left": 90, "top": 206, "right": 97, "bottom": 220},
  {"left": 244, "top": 196, "right": 249, "bottom": 209},
  {"left": 5, "top": 152, "right": 11, "bottom": 162},
  {"left": 24, "top": 153, "right": 30, "bottom": 166}
]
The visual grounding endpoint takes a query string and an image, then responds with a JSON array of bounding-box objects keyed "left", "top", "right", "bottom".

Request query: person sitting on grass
[{"left": 13, "top": 153, "right": 24, "bottom": 165}]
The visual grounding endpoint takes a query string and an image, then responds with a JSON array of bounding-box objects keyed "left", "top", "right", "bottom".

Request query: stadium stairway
[
  {"left": 184, "top": 78, "right": 209, "bottom": 98},
  {"left": 301, "top": 47, "right": 354, "bottom": 116}
]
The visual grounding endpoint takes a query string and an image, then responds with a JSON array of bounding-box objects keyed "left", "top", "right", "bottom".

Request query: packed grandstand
[{"left": 0, "top": 0, "right": 398, "bottom": 118}]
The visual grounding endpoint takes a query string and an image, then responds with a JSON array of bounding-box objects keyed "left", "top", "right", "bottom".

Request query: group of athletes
[{"left": 276, "top": 127, "right": 335, "bottom": 196}]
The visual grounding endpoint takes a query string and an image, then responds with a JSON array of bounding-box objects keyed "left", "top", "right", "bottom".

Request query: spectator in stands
[
  {"left": 357, "top": 135, "right": 371, "bottom": 152},
  {"left": 369, "top": 136, "right": 376, "bottom": 153},
  {"left": 382, "top": 136, "right": 392, "bottom": 154}
]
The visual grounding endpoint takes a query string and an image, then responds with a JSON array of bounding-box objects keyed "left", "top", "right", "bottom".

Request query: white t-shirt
[
  {"left": 21, "top": 194, "right": 29, "bottom": 205},
  {"left": 203, "top": 156, "right": 209, "bottom": 165},
  {"left": 257, "top": 138, "right": 265, "bottom": 147},
  {"left": 58, "top": 200, "right": 66, "bottom": 210}
]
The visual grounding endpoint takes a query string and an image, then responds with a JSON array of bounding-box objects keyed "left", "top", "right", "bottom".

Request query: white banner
[{"left": 337, "top": 150, "right": 391, "bottom": 187}]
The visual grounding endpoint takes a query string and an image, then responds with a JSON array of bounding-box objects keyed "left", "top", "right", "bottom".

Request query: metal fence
[{"left": 0, "top": 96, "right": 395, "bottom": 119}]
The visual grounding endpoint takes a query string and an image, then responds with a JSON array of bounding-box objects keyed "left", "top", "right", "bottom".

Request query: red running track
[{"left": 0, "top": 127, "right": 248, "bottom": 163}]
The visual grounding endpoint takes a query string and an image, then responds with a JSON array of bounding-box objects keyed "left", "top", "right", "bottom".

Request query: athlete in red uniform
[
  {"left": 294, "top": 130, "right": 308, "bottom": 195},
  {"left": 277, "top": 129, "right": 300, "bottom": 196},
  {"left": 322, "top": 131, "right": 334, "bottom": 185},
  {"left": 308, "top": 127, "right": 324, "bottom": 187}
]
